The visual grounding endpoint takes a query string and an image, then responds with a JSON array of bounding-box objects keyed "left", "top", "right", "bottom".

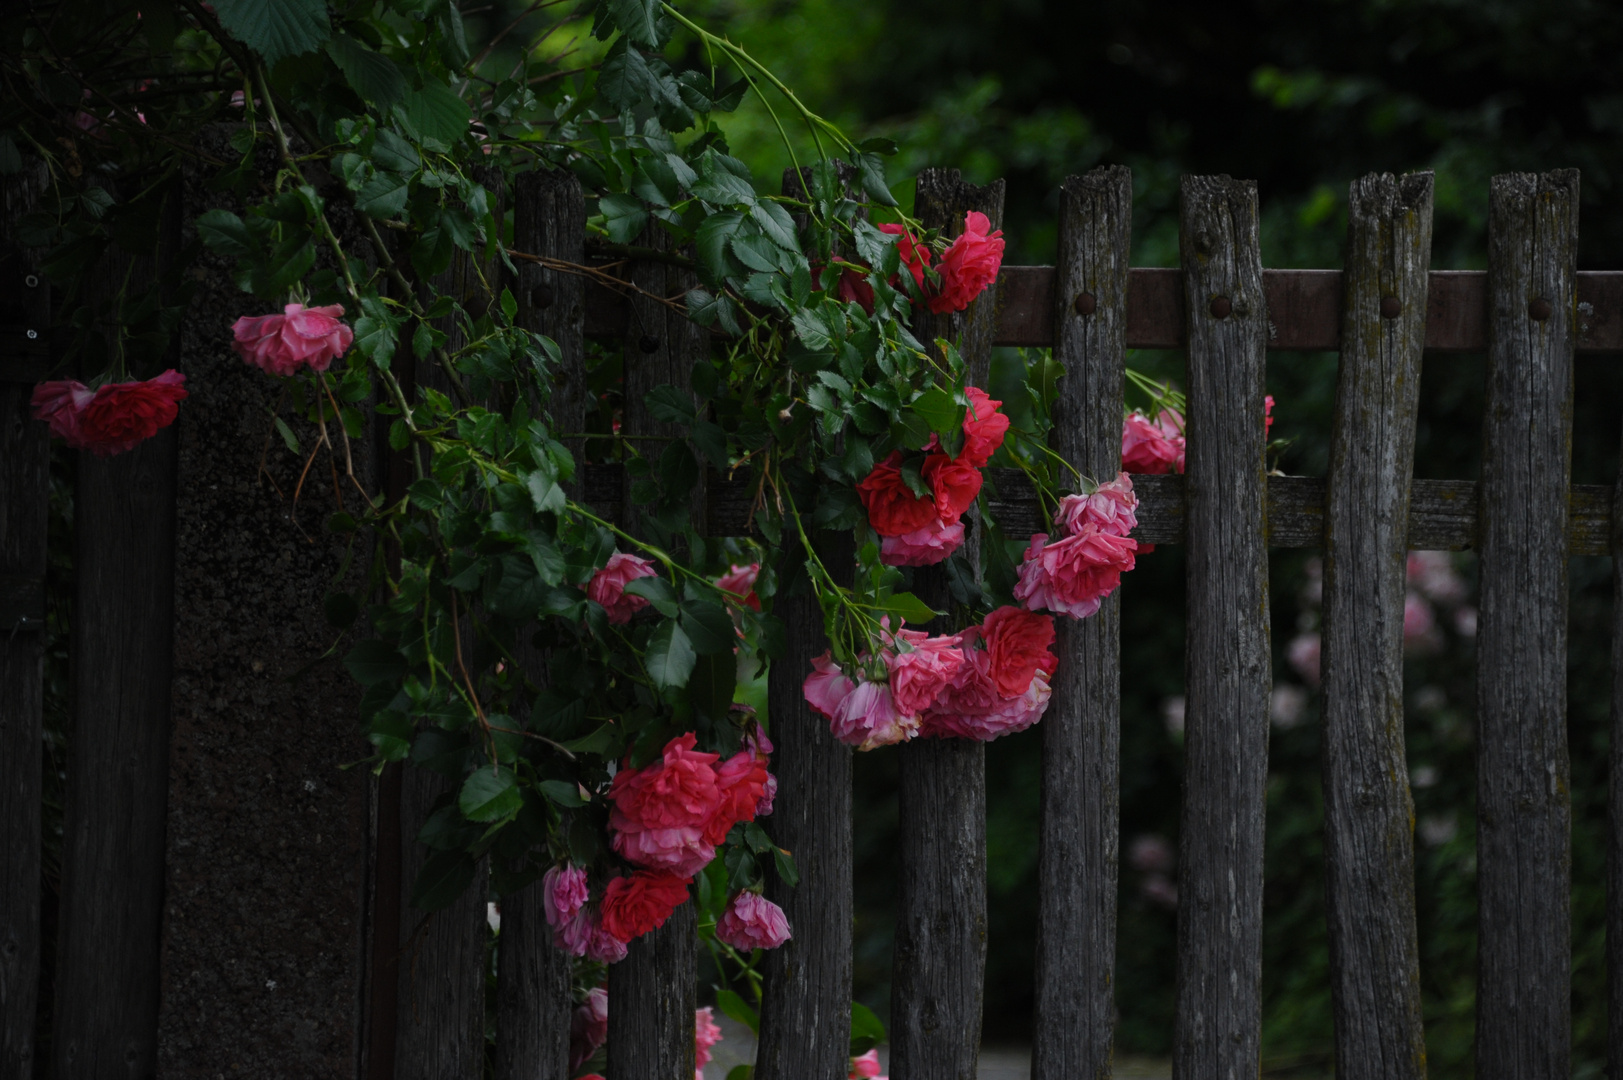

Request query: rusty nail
[
  {"left": 1528, "top": 297, "right": 1553, "bottom": 321},
  {"left": 1073, "top": 291, "right": 1097, "bottom": 317},
  {"left": 1380, "top": 296, "right": 1401, "bottom": 319},
  {"left": 530, "top": 283, "right": 555, "bottom": 310},
  {"left": 639, "top": 335, "right": 660, "bottom": 354},
  {"left": 1209, "top": 296, "right": 1232, "bottom": 319}
]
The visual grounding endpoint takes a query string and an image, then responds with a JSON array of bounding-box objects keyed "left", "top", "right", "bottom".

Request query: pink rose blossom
[
  {"left": 849, "top": 1048, "right": 887, "bottom": 1079},
  {"left": 1121, "top": 410, "right": 1184, "bottom": 474},
  {"left": 715, "top": 562, "right": 762, "bottom": 610},
  {"left": 1406, "top": 550, "right": 1468, "bottom": 607},
  {"left": 1013, "top": 528, "right": 1137, "bottom": 619},
  {"left": 230, "top": 303, "right": 354, "bottom": 376},
  {"left": 885, "top": 630, "right": 965, "bottom": 717},
  {"left": 927, "top": 211, "right": 1005, "bottom": 315},
  {"left": 879, "top": 517, "right": 964, "bottom": 567},
  {"left": 961, "top": 386, "right": 1010, "bottom": 468},
  {"left": 803, "top": 652, "right": 856, "bottom": 719},
  {"left": 922, "top": 633, "right": 1053, "bottom": 742},
  {"left": 695, "top": 1006, "right": 724, "bottom": 1076},
  {"left": 29, "top": 380, "right": 96, "bottom": 447},
  {"left": 830, "top": 678, "right": 918, "bottom": 750},
  {"left": 607, "top": 733, "right": 724, "bottom": 876},
  {"left": 711, "top": 749, "right": 772, "bottom": 845},
  {"left": 716, "top": 891, "right": 793, "bottom": 951},
  {"left": 588, "top": 552, "right": 659, "bottom": 625},
  {"left": 746, "top": 730, "right": 776, "bottom": 816},
  {"left": 33, "top": 371, "right": 188, "bottom": 456},
  {"left": 542, "top": 864, "right": 589, "bottom": 928},
  {"left": 1287, "top": 632, "right": 1321, "bottom": 686},
  {"left": 1057, "top": 473, "right": 1138, "bottom": 538},
  {"left": 570, "top": 987, "right": 609, "bottom": 1071},
  {"left": 556, "top": 908, "right": 628, "bottom": 963},
  {"left": 1403, "top": 592, "right": 1441, "bottom": 654}
]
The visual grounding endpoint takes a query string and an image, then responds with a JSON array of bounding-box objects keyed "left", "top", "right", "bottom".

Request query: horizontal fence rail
[{"left": 581, "top": 266, "right": 1623, "bottom": 352}]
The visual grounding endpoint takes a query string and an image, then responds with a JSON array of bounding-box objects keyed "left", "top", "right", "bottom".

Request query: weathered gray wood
[
  {"left": 604, "top": 219, "right": 703, "bottom": 1077},
  {"left": 495, "top": 167, "right": 584, "bottom": 1080},
  {"left": 1173, "top": 175, "right": 1271, "bottom": 1080},
  {"left": 755, "top": 532, "right": 856, "bottom": 1080},
  {"left": 514, "top": 169, "right": 587, "bottom": 486},
  {"left": 1475, "top": 169, "right": 1578, "bottom": 1080},
  {"left": 1319, "top": 172, "right": 1432, "bottom": 1080},
  {"left": 159, "top": 128, "right": 373, "bottom": 1075},
  {"left": 1030, "top": 165, "right": 1131, "bottom": 1080},
  {"left": 585, "top": 266, "right": 1623, "bottom": 353},
  {"left": 0, "top": 162, "right": 49, "bottom": 1080},
  {"left": 607, "top": 901, "right": 697, "bottom": 1079},
  {"left": 890, "top": 168, "right": 1003, "bottom": 1080},
  {"left": 1612, "top": 387, "right": 1623, "bottom": 1080}
]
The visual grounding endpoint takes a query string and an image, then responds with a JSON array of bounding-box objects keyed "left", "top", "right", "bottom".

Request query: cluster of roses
[
  {"left": 541, "top": 731, "right": 790, "bottom": 960},
  {"left": 30, "top": 369, "right": 189, "bottom": 456},
  {"left": 1120, "top": 396, "right": 1273, "bottom": 475},
  {"left": 826, "top": 210, "right": 1004, "bottom": 319},
  {"left": 1013, "top": 474, "right": 1141, "bottom": 620},
  {"left": 804, "top": 605, "right": 1058, "bottom": 749},
  {"left": 855, "top": 387, "right": 1011, "bottom": 567}
]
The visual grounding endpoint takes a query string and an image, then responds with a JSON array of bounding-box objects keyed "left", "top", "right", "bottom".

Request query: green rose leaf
[
  {"left": 645, "top": 619, "right": 696, "bottom": 690},
  {"left": 600, "top": 193, "right": 648, "bottom": 245},
  {"left": 326, "top": 34, "right": 406, "bottom": 108},
  {"left": 212, "top": 0, "right": 331, "bottom": 68},
  {"left": 460, "top": 766, "right": 523, "bottom": 823},
  {"left": 401, "top": 79, "right": 471, "bottom": 146}
]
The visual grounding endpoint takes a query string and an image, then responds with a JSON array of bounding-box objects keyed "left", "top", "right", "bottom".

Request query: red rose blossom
[
  {"left": 981, "top": 606, "right": 1058, "bottom": 698},
  {"left": 922, "top": 452, "right": 982, "bottom": 525},
  {"left": 709, "top": 749, "right": 772, "bottom": 845},
  {"left": 607, "top": 733, "right": 722, "bottom": 833},
  {"left": 961, "top": 387, "right": 1009, "bottom": 468},
  {"left": 927, "top": 211, "right": 1005, "bottom": 315},
  {"left": 599, "top": 870, "right": 691, "bottom": 942},
  {"left": 879, "top": 222, "right": 931, "bottom": 291},
  {"left": 33, "top": 370, "right": 188, "bottom": 456},
  {"left": 856, "top": 452, "right": 938, "bottom": 538}
]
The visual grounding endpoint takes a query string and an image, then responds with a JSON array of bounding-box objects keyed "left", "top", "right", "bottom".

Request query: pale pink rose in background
[
  {"left": 885, "top": 631, "right": 964, "bottom": 717},
  {"left": 849, "top": 1048, "right": 886, "bottom": 1079},
  {"left": 1141, "top": 874, "right": 1179, "bottom": 910},
  {"left": 879, "top": 516, "right": 964, "bottom": 567},
  {"left": 695, "top": 1006, "right": 724, "bottom": 1077},
  {"left": 715, "top": 562, "right": 762, "bottom": 609},
  {"left": 1287, "top": 632, "right": 1322, "bottom": 686},
  {"left": 1056, "top": 472, "right": 1138, "bottom": 538},
  {"left": 542, "top": 864, "right": 589, "bottom": 928},
  {"left": 587, "top": 551, "right": 659, "bottom": 625},
  {"left": 830, "top": 678, "right": 918, "bottom": 750},
  {"left": 1403, "top": 592, "right": 1441, "bottom": 654},
  {"left": 1127, "top": 834, "right": 1175, "bottom": 874},
  {"left": 1269, "top": 684, "right": 1308, "bottom": 730},
  {"left": 1406, "top": 550, "right": 1468, "bottom": 607},
  {"left": 716, "top": 891, "right": 793, "bottom": 951},
  {"left": 570, "top": 987, "right": 609, "bottom": 1072},
  {"left": 1299, "top": 556, "right": 1324, "bottom": 607},
  {"left": 803, "top": 651, "right": 856, "bottom": 719},
  {"left": 1453, "top": 606, "right": 1478, "bottom": 638},
  {"left": 231, "top": 303, "right": 354, "bottom": 376}
]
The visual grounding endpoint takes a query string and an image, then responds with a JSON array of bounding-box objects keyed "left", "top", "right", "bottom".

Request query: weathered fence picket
[
  {"left": 0, "top": 163, "right": 49, "bottom": 1080},
  {"left": 1476, "top": 169, "right": 1580, "bottom": 1080},
  {"left": 8, "top": 151, "right": 1623, "bottom": 1080},
  {"left": 890, "top": 168, "right": 1005, "bottom": 1080},
  {"left": 1319, "top": 171, "right": 1433, "bottom": 1080},
  {"left": 1174, "top": 174, "right": 1272, "bottom": 1078},
  {"left": 1031, "top": 164, "right": 1132, "bottom": 1080}
]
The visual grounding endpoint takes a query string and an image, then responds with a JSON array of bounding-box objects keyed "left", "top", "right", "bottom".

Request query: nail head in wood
[
  {"left": 530, "top": 282, "right": 555, "bottom": 309},
  {"left": 1073, "top": 291, "right": 1097, "bottom": 316},
  {"left": 1528, "top": 297, "right": 1553, "bottom": 321},
  {"left": 1209, "top": 295, "right": 1232, "bottom": 319},
  {"left": 25, "top": 273, "right": 39, "bottom": 287},
  {"left": 638, "top": 335, "right": 660, "bottom": 354},
  {"left": 1380, "top": 295, "right": 1402, "bottom": 319}
]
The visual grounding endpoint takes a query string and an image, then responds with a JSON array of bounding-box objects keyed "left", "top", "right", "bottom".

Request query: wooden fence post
[
  {"left": 1319, "top": 171, "right": 1433, "bottom": 1080},
  {"left": 890, "top": 167, "right": 1005, "bottom": 1080},
  {"left": 1173, "top": 174, "right": 1271, "bottom": 1080},
  {"left": 1031, "top": 164, "right": 1131, "bottom": 1080},
  {"left": 492, "top": 167, "right": 587, "bottom": 1080},
  {"left": 51, "top": 185, "right": 183, "bottom": 1078},
  {"left": 605, "top": 223, "right": 705, "bottom": 1080},
  {"left": 1476, "top": 169, "right": 1578, "bottom": 1080},
  {"left": 1611, "top": 352, "right": 1623, "bottom": 1080},
  {"left": 0, "top": 161, "right": 49, "bottom": 1080}
]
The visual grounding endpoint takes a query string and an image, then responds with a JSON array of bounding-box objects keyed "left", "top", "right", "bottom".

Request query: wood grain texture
[
  {"left": 0, "top": 163, "right": 48, "bottom": 1080},
  {"left": 585, "top": 266, "right": 1623, "bottom": 353},
  {"left": 1475, "top": 169, "right": 1578, "bottom": 1080},
  {"left": 1031, "top": 166, "right": 1131, "bottom": 1080},
  {"left": 494, "top": 884, "right": 571, "bottom": 1080},
  {"left": 755, "top": 536, "right": 855, "bottom": 1080},
  {"left": 1172, "top": 175, "right": 1272, "bottom": 1080},
  {"left": 1319, "top": 172, "right": 1432, "bottom": 1080},
  {"left": 514, "top": 169, "right": 588, "bottom": 485},
  {"left": 890, "top": 168, "right": 1003, "bottom": 1080},
  {"left": 1611, "top": 389, "right": 1623, "bottom": 1080},
  {"left": 54, "top": 434, "right": 179, "bottom": 1079}
]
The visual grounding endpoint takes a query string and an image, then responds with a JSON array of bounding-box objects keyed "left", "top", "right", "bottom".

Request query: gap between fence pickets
[
  {"left": 577, "top": 464, "right": 1615, "bottom": 555},
  {"left": 579, "top": 267, "right": 1623, "bottom": 352}
]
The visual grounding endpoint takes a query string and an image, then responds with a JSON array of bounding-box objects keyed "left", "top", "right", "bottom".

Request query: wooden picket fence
[{"left": 2, "top": 157, "right": 1621, "bottom": 1079}]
